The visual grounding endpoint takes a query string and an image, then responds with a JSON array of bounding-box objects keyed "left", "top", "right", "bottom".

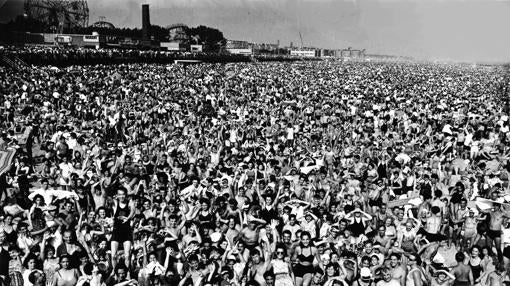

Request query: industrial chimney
[{"left": 142, "top": 4, "right": 150, "bottom": 40}]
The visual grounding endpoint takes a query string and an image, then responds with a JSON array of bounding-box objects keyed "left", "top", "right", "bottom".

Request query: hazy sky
[{"left": 1, "top": 0, "right": 510, "bottom": 62}]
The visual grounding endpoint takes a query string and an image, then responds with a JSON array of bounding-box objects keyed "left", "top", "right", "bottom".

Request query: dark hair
[
  {"left": 8, "top": 245, "right": 20, "bottom": 253},
  {"left": 23, "top": 253, "right": 39, "bottom": 269},
  {"left": 115, "top": 263, "right": 129, "bottom": 274},
  {"left": 83, "top": 262, "right": 94, "bottom": 275},
  {"left": 471, "top": 245, "right": 482, "bottom": 257},
  {"left": 263, "top": 270, "right": 275, "bottom": 279},
  {"left": 28, "top": 270, "right": 45, "bottom": 284},
  {"left": 250, "top": 249, "right": 261, "bottom": 256},
  {"left": 32, "top": 194, "right": 45, "bottom": 203},
  {"left": 59, "top": 254, "right": 71, "bottom": 263},
  {"left": 481, "top": 246, "right": 493, "bottom": 257},
  {"left": 325, "top": 263, "right": 339, "bottom": 276},
  {"left": 274, "top": 244, "right": 287, "bottom": 256},
  {"left": 188, "top": 254, "right": 199, "bottom": 263},
  {"left": 455, "top": 252, "right": 465, "bottom": 262},
  {"left": 300, "top": 231, "right": 311, "bottom": 239},
  {"left": 44, "top": 245, "right": 55, "bottom": 256},
  {"left": 228, "top": 199, "right": 238, "bottom": 207}
]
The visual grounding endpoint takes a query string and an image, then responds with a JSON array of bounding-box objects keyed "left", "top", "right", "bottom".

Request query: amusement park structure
[
  {"left": 166, "top": 23, "right": 190, "bottom": 43},
  {"left": 337, "top": 47, "right": 366, "bottom": 58},
  {"left": 91, "top": 16, "right": 115, "bottom": 29},
  {"left": 24, "top": 0, "right": 89, "bottom": 32}
]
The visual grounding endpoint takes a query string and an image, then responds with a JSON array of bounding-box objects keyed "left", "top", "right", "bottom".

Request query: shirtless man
[
  {"left": 450, "top": 252, "right": 473, "bottom": 286},
  {"left": 487, "top": 264, "right": 505, "bottom": 286},
  {"left": 282, "top": 230, "right": 297, "bottom": 259},
  {"left": 241, "top": 218, "right": 263, "bottom": 250},
  {"left": 424, "top": 206, "right": 443, "bottom": 242},
  {"left": 249, "top": 248, "right": 271, "bottom": 286},
  {"left": 388, "top": 253, "right": 406, "bottom": 286},
  {"left": 166, "top": 214, "right": 186, "bottom": 239},
  {"left": 377, "top": 267, "right": 400, "bottom": 286},
  {"left": 482, "top": 203, "right": 510, "bottom": 260}
]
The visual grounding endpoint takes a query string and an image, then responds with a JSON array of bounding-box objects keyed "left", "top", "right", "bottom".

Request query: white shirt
[
  {"left": 59, "top": 162, "right": 74, "bottom": 179},
  {"left": 502, "top": 227, "right": 510, "bottom": 244}
]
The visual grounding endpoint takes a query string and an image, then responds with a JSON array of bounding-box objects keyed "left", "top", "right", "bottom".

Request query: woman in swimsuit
[
  {"left": 51, "top": 255, "right": 79, "bottom": 286},
  {"left": 111, "top": 188, "right": 135, "bottom": 269},
  {"left": 293, "top": 231, "right": 320, "bottom": 286},
  {"left": 461, "top": 209, "right": 478, "bottom": 248},
  {"left": 197, "top": 198, "right": 213, "bottom": 229},
  {"left": 465, "top": 246, "right": 483, "bottom": 284},
  {"left": 269, "top": 245, "right": 294, "bottom": 286},
  {"left": 406, "top": 253, "right": 427, "bottom": 286}
]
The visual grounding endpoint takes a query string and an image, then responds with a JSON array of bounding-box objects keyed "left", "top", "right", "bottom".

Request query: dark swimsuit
[
  {"left": 294, "top": 246, "right": 315, "bottom": 277},
  {"left": 350, "top": 219, "right": 366, "bottom": 237},
  {"left": 468, "top": 259, "right": 483, "bottom": 282},
  {"left": 111, "top": 202, "right": 133, "bottom": 242}
]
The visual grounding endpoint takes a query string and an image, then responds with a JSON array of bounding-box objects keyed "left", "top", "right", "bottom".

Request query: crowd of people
[
  {"left": 0, "top": 47, "right": 309, "bottom": 67},
  {"left": 0, "top": 52, "right": 509, "bottom": 286}
]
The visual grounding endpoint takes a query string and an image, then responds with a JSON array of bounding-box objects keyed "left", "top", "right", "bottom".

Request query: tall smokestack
[{"left": 142, "top": 4, "right": 150, "bottom": 40}]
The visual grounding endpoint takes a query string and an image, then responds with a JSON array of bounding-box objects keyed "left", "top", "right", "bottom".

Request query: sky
[{"left": 1, "top": 0, "right": 510, "bottom": 63}]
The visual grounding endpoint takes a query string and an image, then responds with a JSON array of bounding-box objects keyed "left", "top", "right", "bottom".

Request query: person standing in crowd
[
  {"left": 111, "top": 188, "right": 135, "bottom": 269},
  {"left": 450, "top": 252, "right": 473, "bottom": 286}
]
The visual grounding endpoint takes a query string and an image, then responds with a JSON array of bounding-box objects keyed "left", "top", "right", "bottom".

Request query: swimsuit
[
  {"left": 295, "top": 246, "right": 315, "bottom": 277},
  {"left": 111, "top": 202, "right": 133, "bottom": 243}
]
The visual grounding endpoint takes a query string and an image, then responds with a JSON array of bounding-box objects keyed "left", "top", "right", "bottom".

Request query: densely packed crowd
[
  {"left": 0, "top": 47, "right": 305, "bottom": 67},
  {"left": 0, "top": 54, "right": 509, "bottom": 286}
]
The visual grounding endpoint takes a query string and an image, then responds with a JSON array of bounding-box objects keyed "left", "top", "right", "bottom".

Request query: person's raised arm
[
  {"left": 344, "top": 211, "right": 355, "bottom": 222},
  {"left": 261, "top": 233, "right": 272, "bottom": 272},
  {"left": 126, "top": 200, "right": 136, "bottom": 222},
  {"left": 306, "top": 211, "right": 319, "bottom": 223},
  {"left": 50, "top": 272, "right": 58, "bottom": 286},
  {"left": 255, "top": 181, "right": 265, "bottom": 207},
  {"left": 272, "top": 185, "right": 282, "bottom": 209},
  {"left": 321, "top": 188, "right": 332, "bottom": 206},
  {"left": 40, "top": 232, "right": 48, "bottom": 261},
  {"left": 82, "top": 154, "right": 91, "bottom": 171},
  {"left": 192, "top": 223, "right": 202, "bottom": 243},
  {"left": 163, "top": 246, "right": 173, "bottom": 272},
  {"left": 411, "top": 268, "right": 424, "bottom": 286},
  {"left": 270, "top": 220, "right": 279, "bottom": 251},
  {"left": 410, "top": 216, "right": 422, "bottom": 232},
  {"left": 76, "top": 210, "right": 85, "bottom": 237},
  {"left": 73, "top": 197, "right": 83, "bottom": 220}
]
